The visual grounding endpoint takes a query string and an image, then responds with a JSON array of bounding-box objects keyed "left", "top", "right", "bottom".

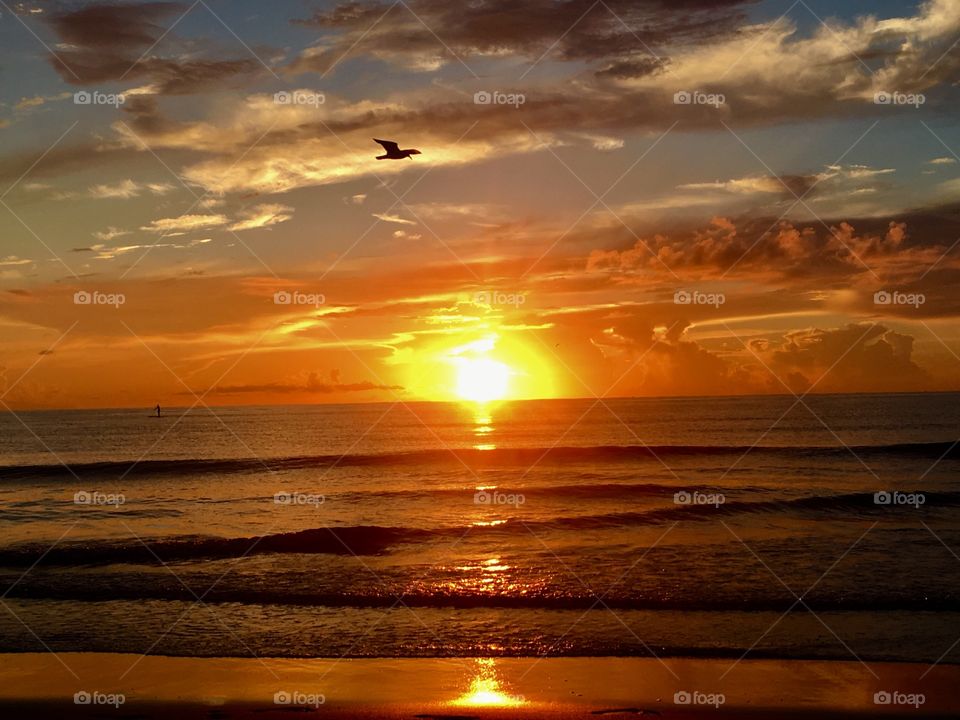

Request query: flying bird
[{"left": 373, "top": 138, "right": 421, "bottom": 160}]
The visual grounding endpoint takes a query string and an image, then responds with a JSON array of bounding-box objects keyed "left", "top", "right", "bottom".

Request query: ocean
[{"left": 0, "top": 393, "right": 958, "bottom": 663}]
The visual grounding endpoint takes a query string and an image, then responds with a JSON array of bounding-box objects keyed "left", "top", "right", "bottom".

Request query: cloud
[
  {"left": 0, "top": 238, "right": 955, "bottom": 409},
  {"left": 290, "top": 0, "right": 751, "bottom": 74},
  {"left": 676, "top": 165, "right": 894, "bottom": 202},
  {"left": 635, "top": 164, "right": 903, "bottom": 220},
  {"left": 110, "top": 92, "right": 542, "bottom": 194},
  {"left": 541, "top": 293, "right": 938, "bottom": 397},
  {"left": 74, "top": 238, "right": 212, "bottom": 260},
  {"left": 141, "top": 214, "right": 229, "bottom": 233},
  {"left": 13, "top": 95, "right": 45, "bottom": 110},
  {"left": 756, "top": 323, "right": 931, "bottom": 394},
  {"left": 88, "top": 179, "right": 175, "bottom": 199},
  {"left": 196, "top": 197, "right": 225, "bottom": 209},
  {"left": 181, "top": 371, "right": 403, "bottom": 395},
  {"left": 14, "top": 92, "right": 70, "bottom": 111},
  {"left": 585, "top": 316, "right": 751, "bottom": 396},
  {"left": 287, "top": 0, "right": 960, "bottom": 134},
  {"left": 928, "top": 157, "right": 957, "bottom": 165},
  {"left": 91, "top": 227, "right": 131, "bottom": 242},
  {"left": 7, "top": 0, "right": 958, "bottom": 205},
  {"left": 585, "top": 212, "right": 954, "bottom": 285},
  {"left": 0, "top": 256, "right": 32, "bottom": 267},
  {"left": 228, "top": 204, "right": 294, "bottom": 231},
  {"left": 579, "top": 133, "right": 626, "bottom": 151},
  {"left": 44, "top": 2, "right": 262, "bottom": 93},
  {"left": 406, "top": 202, "right": 507, "bottom": 222},
  {"left": 118, "top": 205, "right": 291, "bottom": 237},
  {"left": 91, "top": 0, "right": 958, "bottom": 200},
  {"left": 678, "top": 174, "right": 818, "bottom": 197},
  {"left": 372, "top": 212, "right": 416, "bottom": 225},
  {"left": 595, "top": 56, "right": 670, "bottom": 80}
]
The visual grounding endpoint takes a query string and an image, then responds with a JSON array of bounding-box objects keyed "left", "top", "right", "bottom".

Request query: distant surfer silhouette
[{"left": 154, "top": 403, "right": 161, "bottom": 418}]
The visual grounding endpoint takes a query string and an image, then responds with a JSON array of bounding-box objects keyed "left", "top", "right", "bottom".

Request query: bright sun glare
[
  {"left": 451, "top": 659, "right": 525, "bottom": 708},
  {"left": 423, "top": 332, "right": 552, "bottom": 404},
  {"left": 455, "top": 357, "right": 511, "bottom": 403}
]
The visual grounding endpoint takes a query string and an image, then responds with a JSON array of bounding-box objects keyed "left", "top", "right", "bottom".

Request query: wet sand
[{"left": 0, "top": 653, "right": 956, "bottom": 717}]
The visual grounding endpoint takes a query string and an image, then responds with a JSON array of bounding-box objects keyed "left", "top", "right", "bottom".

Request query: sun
[
  {"left": 455, "top": 357, "right": 510, "bottom": 403},
  {"left": 404, "top": 332, "right": 553, "bottom": 403}
]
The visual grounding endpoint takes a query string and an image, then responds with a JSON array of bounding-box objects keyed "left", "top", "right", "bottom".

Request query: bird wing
[{"left": 373, "top": 138, "right": 400, "bottom": 153}]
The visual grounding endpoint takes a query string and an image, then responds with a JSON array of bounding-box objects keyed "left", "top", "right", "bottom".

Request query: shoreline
[{"left": 0, "top": 653, "right": 956, "bottom": 718}]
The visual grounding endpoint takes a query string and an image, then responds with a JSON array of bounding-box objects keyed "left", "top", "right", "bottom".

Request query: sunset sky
[{"left": 1, "top": 0, "right": 959, "bottom": 409}]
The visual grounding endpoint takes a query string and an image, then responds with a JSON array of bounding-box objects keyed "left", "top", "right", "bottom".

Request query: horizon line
[{"left": 3, "top": 388, "right": 958, "bottom": 413}]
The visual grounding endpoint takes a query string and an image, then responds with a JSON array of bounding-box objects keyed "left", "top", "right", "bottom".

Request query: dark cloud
[
  {"left": 120, "top": 95, "right": 178, "bottom": 134},
  {"left": 759, "top": 323, "right": 931, "bottom": 394},
  {"left": 95, "top": 0, "right": 960, "bottom": 200},
  {"left": 777, "top": 174, "right": 819, "bottom": 198},
  {"left": 540, "top": 293, "right": 935, "bottom": 397},
  {"left": 595, "top": 57, "right": 670, "bottom": 80},
  {"left": 9, "top": 0, "right": 958, "bottom": 206},
  {"left": 587, "top": 316, "right": 754, "bottom": 396},
  {"left": 183, "top": 371, "right": 403, "bottom": 395},
  {"left": 283, "top": 0, "right": 960, "bottom": 156},
  {"left": 290, "top": 0, "right": 753, "bottom": 74},
  {"left": 586, "top": 211, "right": 958, "bottom": 288},
  {"left": 45, "top": 2, "right": 262, "bottom": 93},
  {"left": 48, "top": 1, "right": 185, "bottom": 49}
]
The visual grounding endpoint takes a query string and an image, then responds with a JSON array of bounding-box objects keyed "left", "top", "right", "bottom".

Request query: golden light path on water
[
  {"left": 451, "top": 659, "right": 526, "bottom": 708},
  {"left": 473, "top": 405, "right": 496, "bottom": 451}
]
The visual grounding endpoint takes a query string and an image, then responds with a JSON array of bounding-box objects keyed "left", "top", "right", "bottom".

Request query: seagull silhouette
[{"left": 373, "top": 138, "right": 421, "bottom": 160}]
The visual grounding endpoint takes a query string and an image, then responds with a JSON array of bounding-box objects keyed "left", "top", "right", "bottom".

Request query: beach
[
  {"left": 0, "top": 654, "right": 956, "bottom": 718},
  {"left": 1, "top": 396, "right": 958, "bottom": 716}
]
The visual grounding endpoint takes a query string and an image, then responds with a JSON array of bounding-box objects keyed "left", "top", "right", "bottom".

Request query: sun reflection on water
[
  {"left": 445, "top": 556, "right": 518, "bottom": 594},
  {"left": 472, "top": 405, "right": 497, "bottom": 450},
  {"left": 451, "top": 658, "right": 525, "bottom": 708}
]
